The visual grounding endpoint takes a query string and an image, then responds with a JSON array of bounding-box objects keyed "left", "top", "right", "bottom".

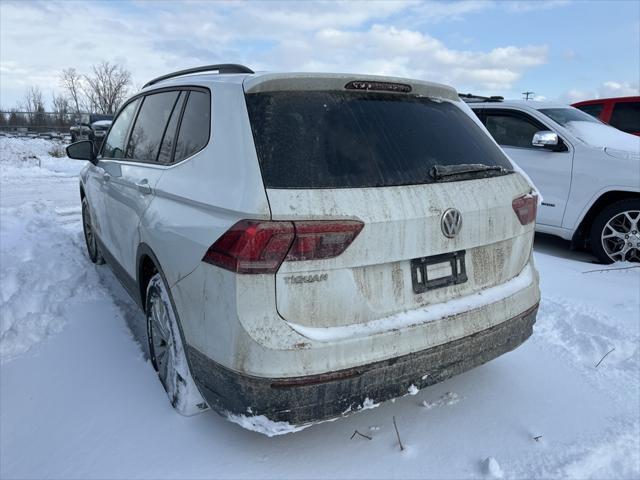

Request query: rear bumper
[{"left": 188, "top": 303, "right": 538, "bottom": 426}]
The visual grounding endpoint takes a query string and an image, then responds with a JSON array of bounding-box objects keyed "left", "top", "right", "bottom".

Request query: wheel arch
[
  {"left": 572, "top": 189, "right": 640, "bottom": 247},
  {"left": 136, "top": 243, "right": 167, "bottom": 313}
]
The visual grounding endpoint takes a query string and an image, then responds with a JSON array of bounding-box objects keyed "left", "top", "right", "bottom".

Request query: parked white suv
[
  {"left": 67, "top": 65, "right": 540, "bottom": 433},
  {"left": 465, "top": 97, "right": 640, "bottom": 263}
]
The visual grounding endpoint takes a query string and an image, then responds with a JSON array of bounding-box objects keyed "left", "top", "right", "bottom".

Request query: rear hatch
[{"left": 244, "top": 78, "right": 535, "bottom": 330}]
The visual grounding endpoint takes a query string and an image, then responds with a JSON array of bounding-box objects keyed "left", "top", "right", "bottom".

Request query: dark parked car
[
  {"left": 572, "top": 96, "right": 640, "bottom": 136},
  {"left": 70, "top": 113, "right": 113, "bottom": 144}
]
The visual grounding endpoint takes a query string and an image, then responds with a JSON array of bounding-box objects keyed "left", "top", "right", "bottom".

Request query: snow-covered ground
[{"left": 1, "top": 137, "right": 638, "bottom": 479}]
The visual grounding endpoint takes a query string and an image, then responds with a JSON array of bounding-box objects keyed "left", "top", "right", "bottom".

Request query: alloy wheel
[
  {"left": 149, "top": 293, "right": 173, "bottom": 388},
  {"left": 82, "top": 204, "right": 97, "bottom": 259},
  {"left": 601, "top": 210, "right": 640, "bottom": 262}
]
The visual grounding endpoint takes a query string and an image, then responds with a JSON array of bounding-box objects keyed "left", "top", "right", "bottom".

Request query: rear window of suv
[
  {"left": 610, "top": 102, "right": 640, "bottom": 133},
  {"left": 246, "top": 91, "right": 512, "bottom": 189}
]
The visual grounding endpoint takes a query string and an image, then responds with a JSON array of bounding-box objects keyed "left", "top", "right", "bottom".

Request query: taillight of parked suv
[
  {"left": 202, "top": 220, "right": 364, "bottom": 273},
  {"left": 512, "top": 194, "right": 538, "bottom": 225}
]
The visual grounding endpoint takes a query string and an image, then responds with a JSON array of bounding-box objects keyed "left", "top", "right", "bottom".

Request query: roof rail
[
  {"left": 459, "top": 93, "right": 504, "bottom": 103},
  {"left": 143, "top": 64, "right": 254, "bottom": 88}
]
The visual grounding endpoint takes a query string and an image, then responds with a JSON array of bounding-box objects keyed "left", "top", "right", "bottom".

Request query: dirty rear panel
[{"left": 268, "top": 175, "right": 533, "bottom": 329}]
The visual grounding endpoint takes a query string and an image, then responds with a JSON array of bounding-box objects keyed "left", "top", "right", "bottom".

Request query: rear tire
[
  {"left": 81, "top": 197, "right": 104, "bottom": 264},
  {"left": 590, "top": 199, "right": 640, "bottom": 264},
  {"left": 146, "top": 273, "right": 208, "bottom": 416}
]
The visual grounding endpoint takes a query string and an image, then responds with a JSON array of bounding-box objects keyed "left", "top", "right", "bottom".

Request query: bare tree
[
  {"left": 83, "top": 61, "right": 132, "bottom": 114},
  {"left": 21, "top": 86, "right": 46, "bottom": 129},
  {"left": 60, "top": 68, "right": 84, "bottom": 115},
  {"left": 22, "top": 86, "right": 44, "bottom": 115},
  {"left": 51, "top": 92, "right": 71, "bottom": 126}
]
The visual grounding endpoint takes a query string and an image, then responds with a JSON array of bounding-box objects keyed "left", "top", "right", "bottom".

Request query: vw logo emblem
[{"left": 441, "top": 208, "right": 463, "bottom": 238}]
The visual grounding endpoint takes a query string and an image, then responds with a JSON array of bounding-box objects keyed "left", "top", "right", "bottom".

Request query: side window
[
  {"left": 101, "top": 99, "right": 140, "bottom": 159},
  {"left": 609, "top": 102, "right": 640, "bottom": 133},
  {"left": 575, "top": 103, "right": 604, "bottom": 119},
  {"left": 484, "top": 113, "right": 542, "bottom": 148},
  {"left": 127, "top": 91, "right": 180, "bottom": 162},
  {"left": 157, "top": 92, "right": 186, "bottom": 164},
  {"left": 173, "top": 90, "right": 211, "bottom": 162}
]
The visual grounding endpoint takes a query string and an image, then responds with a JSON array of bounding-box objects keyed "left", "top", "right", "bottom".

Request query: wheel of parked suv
[
  {"left": 81, "top": 197, "right": 104, "bottom": 264},
  {"left": 590, "top": 199, "right": 640, "bottom": 264},
  {"left": 145, "top": 272, "right": 208, "bottom": 416},
  {"left": 70, "top": 133, "right": 77, "bottom": 143}
]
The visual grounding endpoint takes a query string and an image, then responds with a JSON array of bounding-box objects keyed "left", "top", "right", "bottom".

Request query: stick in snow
[
  {"left": 350, "top": 430, "right": 372, "bottom": 441},
  {"left": 533, "top": 435, "right": 542, "bottom": 442},
  {"left": 392, "top": 416, "right": 404, "bottom": 451},
  {"left": 595, "top": 347, "right": 616, "bottom": 368},
  {"left": 583, "top": 265, "right": 640, "bottom": 274}
]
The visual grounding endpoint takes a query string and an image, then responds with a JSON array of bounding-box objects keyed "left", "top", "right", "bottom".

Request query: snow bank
[
  {"left": 0, "top": 200, "right": 103, "bottom": 362},
  {"left": 0, "top": 137, "right": 96, "bottom": 362},
  {"left": 0, "top": 137, "right": 83, "bottom": 177}
]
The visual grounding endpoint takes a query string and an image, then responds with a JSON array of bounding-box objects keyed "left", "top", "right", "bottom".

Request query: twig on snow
[
  {"left": 350, "top": 430, "right": 372, "bottom": 441},
  {"left": 533, "top": 435, "right": 543, "bottom": 442},
  {"left": 392, "top": 416, "right": 404, "bottom": 451},
  {"left": 595, "top": 347, "right": 616, "bottom": 368},
  {"left": 583, "top": 265, "right": 640, "bottom": 274}
]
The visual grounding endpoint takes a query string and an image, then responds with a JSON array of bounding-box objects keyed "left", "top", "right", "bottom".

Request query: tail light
[
  {"left": 202, "top": 220, "right": 363, "bottom": 274},
  {"left": 287, "top": 221, "right": 364, "bottom": 261},
  {"left": 512, "top": 194, "right": 538, "bottom": 225}
]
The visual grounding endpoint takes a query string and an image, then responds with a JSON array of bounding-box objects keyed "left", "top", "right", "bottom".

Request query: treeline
[{"left": 1, "top": 61, "right": 133, "bottom": 131}]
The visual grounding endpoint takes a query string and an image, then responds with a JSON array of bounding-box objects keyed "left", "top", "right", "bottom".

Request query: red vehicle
[{"left": 572, "top": 96, "right": 640, "bottom": 136}]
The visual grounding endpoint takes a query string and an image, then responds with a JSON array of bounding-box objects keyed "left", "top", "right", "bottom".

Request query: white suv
[
  {"left": 466, "top": 97, "right": 640, "bottom": 263},
  {"left": 67, "top": 65, "right": 540, "bottom": 433}
]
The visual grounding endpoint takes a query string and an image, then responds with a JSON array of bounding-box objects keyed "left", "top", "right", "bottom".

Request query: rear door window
[
  {"left": 246, "top": 91, "right": 512, "bottom": 189},
  {"left": 610, "top": 102, "right": 640, "bottom": 133},
  {"left": 575, "top": 103, "right": 605, "bottom": 119},
  {"left": 157, "top": 92, "right": 186, "bottom": 164},
  {"left": 126, "top": 91, "right": 181, "bottom": 162},
  {"left": 101, "top": 99, "right": 140, "bottom": 159},
  {"left": 173, "top": 90, "right": 211, "bottom": 162}
]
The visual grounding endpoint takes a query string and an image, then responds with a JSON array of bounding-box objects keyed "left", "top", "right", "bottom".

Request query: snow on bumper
[{"left": 286, "top": 263, "right": 535, "bottom": 342}]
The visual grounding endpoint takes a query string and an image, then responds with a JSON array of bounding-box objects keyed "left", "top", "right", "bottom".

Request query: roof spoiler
[
  {"left": 459, "top": 93, "right": 504, "bottom": 104},
  {"left": 143, "top": 64, "right": 254, "bottom": 88}
]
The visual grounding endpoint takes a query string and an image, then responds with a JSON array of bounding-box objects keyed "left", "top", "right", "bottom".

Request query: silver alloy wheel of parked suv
[
  {"left": 145, "top": 273, "right": 208, "bottom": 416},
  {"left": 81, "top": 197, "right": 104, "bottom": 264},
  {"left": 601, "top": 210, "right": 640, "bottom": 262},
  {"left": 591, "top": 199, "right": 640, "bottom": 264}
]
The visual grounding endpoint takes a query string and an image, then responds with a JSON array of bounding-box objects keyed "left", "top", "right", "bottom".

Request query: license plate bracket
[{"left": 410, "top": 250, "right": 467, "bottom": 294}]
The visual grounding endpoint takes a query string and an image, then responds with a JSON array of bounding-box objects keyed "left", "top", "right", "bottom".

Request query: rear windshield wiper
[{"left": 430, "top": 164, "right": 511, "bottom": 182}]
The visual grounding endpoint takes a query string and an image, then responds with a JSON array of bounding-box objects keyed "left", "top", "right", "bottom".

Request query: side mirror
[
  {"left": 532, "top": 130, "right": 559, "bottom": 148},
  {"left": 66, "top": 140, "right": 96, "bottom": 164}
]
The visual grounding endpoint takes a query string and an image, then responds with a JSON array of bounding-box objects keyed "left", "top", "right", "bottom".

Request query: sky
[{"left": 0, "top": 0, "right": 638, "bottom": 109}]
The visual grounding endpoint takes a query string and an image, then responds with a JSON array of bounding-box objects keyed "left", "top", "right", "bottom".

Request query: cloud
[
  {"left": 559, "top": 81, "right": 639, "bottom": 103},
  {"left": 1, "top": 0, "right": 550, "bottom": 108},
  {"left": 504, "top": 0, "right": 570, "bottom": 13},
  {"left": 600, "top": 81, "right": 639, "bottom": 98}
]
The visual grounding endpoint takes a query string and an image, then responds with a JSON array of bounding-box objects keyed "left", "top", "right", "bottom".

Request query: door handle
[{"left": 136, "top": 179, "right": 152, "bottom": 195}]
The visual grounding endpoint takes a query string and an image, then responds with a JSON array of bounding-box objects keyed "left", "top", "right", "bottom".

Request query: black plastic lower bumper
[{"left": 188, "top": 304, "right": 538, "bottom": 426}]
